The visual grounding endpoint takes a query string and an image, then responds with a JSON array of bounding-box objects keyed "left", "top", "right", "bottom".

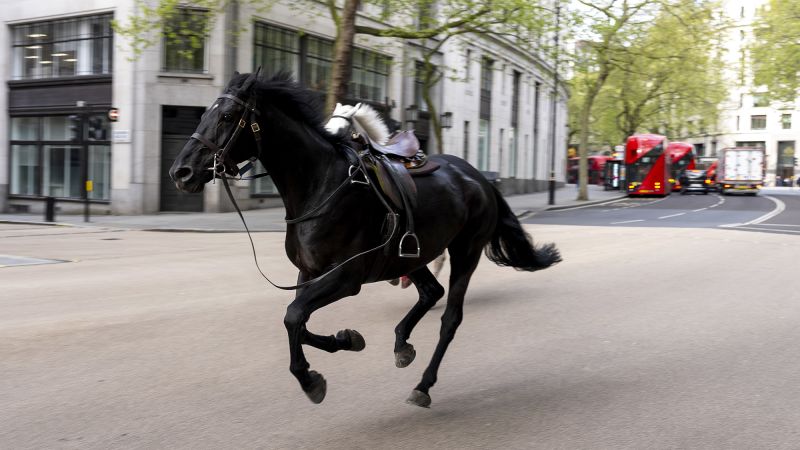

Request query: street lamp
[
  {"left": 548, "top": 1, "right": 561, "bottom": 206},
  {"left": 440, "top": 111, "right": 453, "bottom": 129},
  {"left": 405, "top": 104, "right": 419, "bottom": 128}
]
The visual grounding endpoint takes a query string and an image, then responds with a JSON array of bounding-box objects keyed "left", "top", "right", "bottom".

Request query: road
[
  {"left": 524, "top": 188, "right": 800, "bottom": 235},
  {"left": 1, "top": 197, "right": 799, "bottom": 449}
]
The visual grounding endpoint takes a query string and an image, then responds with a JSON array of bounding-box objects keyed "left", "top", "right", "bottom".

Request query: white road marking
[
  {"left": 611, "top": 219, "right": 645, "bottom": 224},
  {"left": 693, "top": 208, "right": 708, "bottom": 212},
  {"left": 658, "top": 213, "right": 686, "bottom": 219},
  {"left": 726, "top": 226, "right": 800, "bottom": 234},
  {"left": 743, "top": 195, "right": 785, "bottom": 225}
]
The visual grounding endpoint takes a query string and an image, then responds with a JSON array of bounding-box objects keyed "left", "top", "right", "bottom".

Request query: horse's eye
[{"left": 222, "top": 113, "right": 233, "bottom": 122}]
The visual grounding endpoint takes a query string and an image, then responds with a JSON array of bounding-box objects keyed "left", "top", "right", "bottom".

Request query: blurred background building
[{"left": 0, "top": 0, "right": 567, "bottom": 214}]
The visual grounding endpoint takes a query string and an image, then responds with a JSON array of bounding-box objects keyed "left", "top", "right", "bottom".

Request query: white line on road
[
  {"left": 693, "top": 208, "right": 708, "bottom": 212},
  {"left": 658, "top": 213, "right": 686, "bottom": 219},
  {"left": 743, "top": 195, "right": 785, "bottom": 225},
  {"left": 725, "top": 225, "right": 800, "bottom": 234},
  {"left": 611, "top": 219, "right": 645, "bottom": 224}
]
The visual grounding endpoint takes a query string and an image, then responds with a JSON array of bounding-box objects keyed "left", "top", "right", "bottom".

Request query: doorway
[{"left": 160, "top": 106, "right": 206, "bottom": 211}]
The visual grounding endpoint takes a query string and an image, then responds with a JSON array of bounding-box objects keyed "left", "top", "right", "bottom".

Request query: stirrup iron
[
  {"left": 348, "top": 165, "right": 370, "bottom": 185},
  {"left": 398, "top": 232, "right": 420, "bottom": 258}
]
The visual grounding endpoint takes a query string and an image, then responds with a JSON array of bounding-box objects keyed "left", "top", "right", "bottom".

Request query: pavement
[{"left": 0, "top": 184, "right": 625, "bottom": 232}]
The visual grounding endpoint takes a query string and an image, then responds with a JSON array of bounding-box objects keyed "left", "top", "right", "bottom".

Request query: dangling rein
[{"left": 217, "top": 144, "right": 400, "bottom": 291}]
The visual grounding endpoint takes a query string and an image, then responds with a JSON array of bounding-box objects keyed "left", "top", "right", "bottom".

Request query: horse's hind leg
[
  {"left": 406, "top": 246, "right": 481, "bottom": 408},
  {"left": 394, "top": 266, "right": 445, "bottom": 368}
]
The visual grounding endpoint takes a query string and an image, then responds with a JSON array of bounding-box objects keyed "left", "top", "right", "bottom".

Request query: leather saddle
[{"left": 347, "top": 130, "right": 440, "bottom": 257}]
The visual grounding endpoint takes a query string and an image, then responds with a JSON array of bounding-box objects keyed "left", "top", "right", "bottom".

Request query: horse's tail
[{"left": 485, "top": 185, "right": 562, "bottom": 271}]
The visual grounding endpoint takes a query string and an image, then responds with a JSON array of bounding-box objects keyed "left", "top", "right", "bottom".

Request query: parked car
[{"left": 679, "top": 169, "right": 710, "bottom": 195}]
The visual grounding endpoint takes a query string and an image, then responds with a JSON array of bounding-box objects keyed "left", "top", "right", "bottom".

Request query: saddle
[{"left": 347, "top": 130, "right": 440, "bottom": 258}]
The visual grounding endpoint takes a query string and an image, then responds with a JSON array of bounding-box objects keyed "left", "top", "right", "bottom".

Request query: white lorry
[{"left": 717, "top": 147, "right": 765, "bottom": 195}]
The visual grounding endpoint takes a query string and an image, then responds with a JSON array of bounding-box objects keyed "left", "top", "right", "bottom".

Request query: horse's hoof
[
  {"left": 395, "top": 343, "right": 416, "bottom": 368},
  {"left": 406, "top": 389, "right": 431, "bottom": 408},
  {"left": 304, "top": 370, "right": 327, "bottom": 404},
  {"left": 336, "top": 329, "right": 366, "bottom": 352}
]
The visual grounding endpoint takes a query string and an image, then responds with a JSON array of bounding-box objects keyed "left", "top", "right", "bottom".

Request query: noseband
[{"left": 190, "top": 92, "right": 264, "bottom": 182}]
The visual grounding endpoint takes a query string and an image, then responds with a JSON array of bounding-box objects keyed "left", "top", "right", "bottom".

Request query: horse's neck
[{"left": 260, "top": 121, "right": 346, "bottom": 217}]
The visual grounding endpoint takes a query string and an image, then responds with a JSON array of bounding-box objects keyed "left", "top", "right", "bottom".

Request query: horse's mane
[
  {"left": 235, "top": 72, "right": 337, "bottom": 143},
  {"left": 353, "top": 104, "right": 390, "bottom": 144}
]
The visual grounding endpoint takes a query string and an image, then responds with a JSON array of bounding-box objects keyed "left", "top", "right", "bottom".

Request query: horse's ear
[
  {"left": 234, "top": 70, "right": 240, "bottom": 76},
  {"left": 241, "top": 70, "right": 259, "bottom": 92},
  {"left": 254, "top": 66, "right": 262, "bottom": 77}
]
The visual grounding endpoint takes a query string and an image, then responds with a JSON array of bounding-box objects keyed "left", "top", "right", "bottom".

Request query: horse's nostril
[{"left": 175, "top": 167, "right": 193, "bottom": 182}]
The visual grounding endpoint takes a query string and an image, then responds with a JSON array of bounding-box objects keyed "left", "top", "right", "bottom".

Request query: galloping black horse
[{"left": 169, "top": 71, "right": 561, "bottom": 408}]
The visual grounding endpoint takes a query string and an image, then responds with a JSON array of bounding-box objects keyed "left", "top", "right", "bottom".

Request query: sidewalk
[{"left": 0, "top": 184, "right": 625, "bottom": 232}]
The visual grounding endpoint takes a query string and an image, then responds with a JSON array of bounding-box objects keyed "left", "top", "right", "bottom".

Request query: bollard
[{"left": 45, "top": 197, "right": 55, "bottom": 222}]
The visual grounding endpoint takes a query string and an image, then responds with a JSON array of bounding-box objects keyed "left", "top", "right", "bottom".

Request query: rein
[{"left": 193, "top": 92, "right": 399, "bottom": 291}]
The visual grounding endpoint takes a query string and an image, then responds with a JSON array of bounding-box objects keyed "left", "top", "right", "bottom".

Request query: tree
[
  {"left": 583, "top": 0, "right": 725, "bottom": 145},
  {"left": 567, "top": 0, "right": 724, "bottom": 200},
  {"left": 751, "top": 0, "right": 800, "bottom": 102}
]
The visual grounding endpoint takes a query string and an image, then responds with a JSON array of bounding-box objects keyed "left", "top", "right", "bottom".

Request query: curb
[{"left": 514, "top": 195, "right": 627, "bottom": 219}]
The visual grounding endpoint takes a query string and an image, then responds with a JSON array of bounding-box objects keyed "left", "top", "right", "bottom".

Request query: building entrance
[{"left": 160, "top": 106, "right": 205, "bottom": 211}]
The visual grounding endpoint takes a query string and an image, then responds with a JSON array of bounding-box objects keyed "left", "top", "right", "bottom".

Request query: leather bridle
[{"left": 190, "top": 92, "right": 265, "bottom": 183}]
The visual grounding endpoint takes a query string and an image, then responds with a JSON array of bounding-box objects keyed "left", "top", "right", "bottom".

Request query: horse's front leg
[
  {"left": 284, "top": 272, "right": 361, "bottom": 403},
  {"left": 294, "top": 271, "right": 366, "bottom": 354}
]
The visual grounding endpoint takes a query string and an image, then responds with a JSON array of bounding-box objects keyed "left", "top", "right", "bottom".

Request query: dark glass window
[
  {"left": 304, "top": 36, "right": 333, "bottom": 92},
  {"left": 163, "top": 8, "right": 208, "bottom": 73},
  {"left": 350, "top": 48, "right": 390, "bottom": 103},
  {"left": 750, "top": 115, "right": 766, "bottom": 130},
  {"left": 11, "top": 14, "right": 113, "bottom": 80},
  {"left": 9, "top": 115, "right": 111, "bottom": 200},
  {"left": 253, "top": 22, "right": 300, "bottom": 77}
]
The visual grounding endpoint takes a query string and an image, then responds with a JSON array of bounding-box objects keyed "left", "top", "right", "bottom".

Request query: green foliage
[
  {"left": 568, "top": 0, "right": 726, "bottom": 147},
  {"left": 751, "top": 0, "right": 800, "bottom": 102}
]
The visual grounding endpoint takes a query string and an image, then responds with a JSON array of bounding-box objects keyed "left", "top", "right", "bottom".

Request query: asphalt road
[
  {"left": 1, "top": 215, "right": 799, "bottom": 449},
  {"left": 524, "top": 188, "right": 800, "bottom": 235}
]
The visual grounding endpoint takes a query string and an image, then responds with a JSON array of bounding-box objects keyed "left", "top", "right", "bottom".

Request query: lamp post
[
  {"left": 405, "top": 104, "right": 419, "bottom": 129},
  {"left": 548, "top": 1, "right": 561, "bottom": 206},
  {"left": 440, "top": 111, "right": 453, "bottom": 129}
]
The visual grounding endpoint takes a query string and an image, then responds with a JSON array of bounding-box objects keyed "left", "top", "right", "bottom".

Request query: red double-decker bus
[
  {"left": 625, "top": 134, "right": 671, "bottom": 196},
  {"left": 667, "top": 142, "right": 696, "bottom": 190}
]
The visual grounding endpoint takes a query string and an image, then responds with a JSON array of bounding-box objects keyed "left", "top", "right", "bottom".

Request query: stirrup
[
  {"left": 348, "top": 165, "right": 370, "bottom": 185},
  {"left": 398, "top": 232, "right": 420, "bottom": 258}
]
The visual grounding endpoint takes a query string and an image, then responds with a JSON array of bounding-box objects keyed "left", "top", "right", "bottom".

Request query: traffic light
[
  {"left": 68, "top": 115, "right": 82, "bottom": 142},
  {"left": 87, "top": 116, "right": 106, "bottom": 141}
]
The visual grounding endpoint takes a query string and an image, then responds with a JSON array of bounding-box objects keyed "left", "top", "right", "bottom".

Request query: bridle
[
  {"left": 189, "top": 90, "right": 400, "bottom": 291},
  {"left": 190, "top": 92, "right": 266, "bottom": 183}
]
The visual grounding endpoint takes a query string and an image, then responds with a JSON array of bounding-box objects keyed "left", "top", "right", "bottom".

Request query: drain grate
[{"left": 0, "top": 255, "right": 71, "bottom": 268}]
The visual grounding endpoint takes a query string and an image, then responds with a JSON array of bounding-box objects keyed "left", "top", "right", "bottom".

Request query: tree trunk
[{"left": 325, "top": 0, "right": 360, "bottom": 112}]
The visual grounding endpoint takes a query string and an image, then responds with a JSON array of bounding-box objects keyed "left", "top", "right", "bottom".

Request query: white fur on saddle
[{"left": 324, "top": 102, "right": 390, "bottom": 145}]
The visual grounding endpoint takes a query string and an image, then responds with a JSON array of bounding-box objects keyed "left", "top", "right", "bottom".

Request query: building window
[
  {"left": 253, "top": 22, "right": 300, "bottom": 77},
  {"left": 11, "top": 14, "right": 113, "bottom": 80},
  {"left": 751, "top": 115, "right": 767, "bottom": 130},
  {"left": 304, "top": 35, "right": 333, "bottom": 92},
  {"left": 350, "top": 48, "right": 390, "bottom": 103},
  {"left": 753, "top": 94, "right": 769, "bottom": 107},
  {"left": 163, "top": 8, "right": 208, "bottom": 73},
  {"left": 9, "top": 115, "right": 111, "bottom": 200},
  {"left": 478, "top": 119, "right": 490, "bottom": 170},
  {"left": 782, "top": 113, "right": 792, "bottom": 129}
]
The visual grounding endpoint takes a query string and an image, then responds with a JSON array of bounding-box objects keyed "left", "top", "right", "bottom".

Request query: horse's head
[{"left": 169, "top": 69, "right": 262, "bottom": 193}]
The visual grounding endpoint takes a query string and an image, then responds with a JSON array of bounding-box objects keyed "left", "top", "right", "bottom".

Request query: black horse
[{"left": 169, "top": 71, "right": 561, "bottom": 408}]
